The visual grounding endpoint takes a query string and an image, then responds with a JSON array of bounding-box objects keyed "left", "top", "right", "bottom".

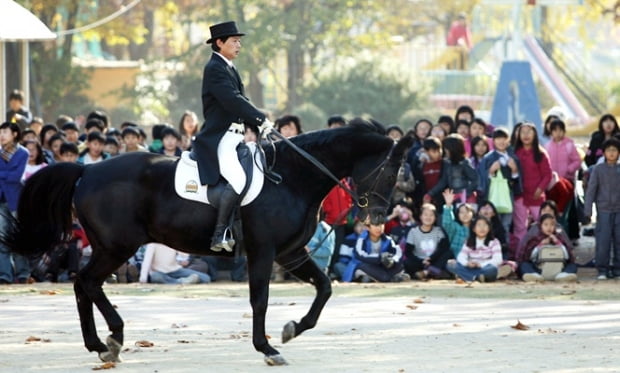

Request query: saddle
[{"left": 174, "top": 142, "right": 264, "bottom": 207}]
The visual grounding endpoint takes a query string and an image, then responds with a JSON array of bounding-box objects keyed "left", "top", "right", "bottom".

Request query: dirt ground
[{"left": 1, "top": 277, "right": 620, "bottom": 373}]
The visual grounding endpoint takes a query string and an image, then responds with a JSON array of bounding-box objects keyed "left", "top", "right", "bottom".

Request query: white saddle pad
[{"left": 174, "top": 146, "right": 264, "bottom": 206}]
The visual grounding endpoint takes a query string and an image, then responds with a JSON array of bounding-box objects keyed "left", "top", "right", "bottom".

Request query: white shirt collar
[{"left": 214, "top": 52, "right": 234, "bottom": 68}]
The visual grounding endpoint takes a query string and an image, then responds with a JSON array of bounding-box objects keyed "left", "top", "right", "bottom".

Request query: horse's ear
[{"left": 393, "top": 134, "right": 415, "bottom": 159}]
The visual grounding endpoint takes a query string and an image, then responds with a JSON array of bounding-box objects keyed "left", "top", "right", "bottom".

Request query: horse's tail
[{"left": 0, "top": 162, "right": 85, "bottom": 257}]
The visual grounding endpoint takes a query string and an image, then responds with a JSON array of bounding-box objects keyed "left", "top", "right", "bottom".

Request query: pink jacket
[{"left": 545, "top": 138, "right": 581, "bottom": 181}]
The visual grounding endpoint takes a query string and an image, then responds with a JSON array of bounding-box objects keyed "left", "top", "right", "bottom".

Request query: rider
[{"left": 192, "top": 21, "right": 273, "bottom": 252}]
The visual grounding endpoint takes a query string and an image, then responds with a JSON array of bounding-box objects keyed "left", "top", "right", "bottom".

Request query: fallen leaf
[
  {"left": 135, "top": 340, "right": 154, "bottom": 347},
  {"left": 265, "top": 334, "right": 271, "bottom": 340},
  {"left": 511, "top": 320, "right": 530, "bottom": 330},
  {"left": 39, "top": 290, "right": 60, "bottom": 295},
  {"left": 413, "top": 299, "right": 425, "bottom": 304},
  {"left": 560, "top": 290, "right": 576, "bottom": 295},
  {"left": 112, "top": 304, "right": 118, "bottom": 309},
  {"left": 92, "top": 362, "right": 116, "bottom": 370},
  {"left": 25, "top": 336, "right": 41, "bottom": 342},
  {"left": 171, "top": 323, "right": 188, "bottom": 329},
  {"left": 177, "top": 340, "right": 191, "bottom": 344},
  {"left": 288, "top": 302, "right": 296, "bottom": 306},
  {"left": 406, "top": 305, "right": 418, "bottom": 310},
  {"left": 537, "top": 328, "right": 566, "bottom": 334},
  {"left": 453, "top": 323, "right": 462, "bottom": 327},
  {"left": 242, "top": 313, "right": 252, "bottom": 318},
  {"left": 455, "top": 278, "right": 465, "bottom": 284}
]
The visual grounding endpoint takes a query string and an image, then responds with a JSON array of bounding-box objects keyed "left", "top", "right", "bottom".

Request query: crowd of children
[
  {"left": 333, "top": 106, "right": 620, "bottom": 284},
  {"left": 0, "top": 89, "right": 618, "bottom": 285}
]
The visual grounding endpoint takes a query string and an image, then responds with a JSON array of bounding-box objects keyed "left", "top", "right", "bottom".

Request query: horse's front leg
[
  {"left": 246, "top": 248, "right": 287, "bottom": 366},
  {"left": 278, "top": 250, "right": 332, "bottom": 344}
]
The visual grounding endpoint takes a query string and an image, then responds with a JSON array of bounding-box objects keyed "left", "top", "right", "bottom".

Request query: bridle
[
  {"left": 261, "top": 129, "right": 400, "bottom": 272},
  {"left": 264, "top": 129, "right": 398, "bottom": 209}
]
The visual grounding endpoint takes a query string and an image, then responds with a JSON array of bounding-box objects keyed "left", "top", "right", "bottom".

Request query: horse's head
[{"left": 351, "top": 129, "right": 414, "bottom": 225}]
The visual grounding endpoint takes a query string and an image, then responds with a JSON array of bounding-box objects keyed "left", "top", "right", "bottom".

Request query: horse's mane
[
  {"left": 276, "top": 118, "right": 387, "bottom": 151},
  {"left": 266, "top": 118, "right": 390, "bottom": 175}
]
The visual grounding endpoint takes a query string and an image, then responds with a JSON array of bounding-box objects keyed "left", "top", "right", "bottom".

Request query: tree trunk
[{"left": 61, "top": 1, "right": 80, "bottom": 60}]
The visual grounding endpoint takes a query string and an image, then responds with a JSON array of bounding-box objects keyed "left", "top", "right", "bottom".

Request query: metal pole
[
  {"left": 20, "top": 41, "right": 29, "bottom": 110},
  {"left": 0, "top": 42, "right": 5, "bottom": 121}
]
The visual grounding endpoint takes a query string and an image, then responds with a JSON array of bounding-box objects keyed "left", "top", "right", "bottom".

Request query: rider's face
[{"left": 218, "top": 36, "right": 241, "bottom": 60}]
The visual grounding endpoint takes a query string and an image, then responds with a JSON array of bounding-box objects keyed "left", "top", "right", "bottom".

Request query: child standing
[
  {"left": 77, "top": 132, "right": 109, "bottom": 165},
  {"left": 440, "top": 134, "right": 479, "bottom": 206},
  {"left": 545, "top": 119, "right": 581, "bottom": 183},
  {"left": 454, "top": 216, "right": 504, "bottom": 282},
  {"left": 158, "top": 127, "right": 183, "bottom": 157},
  {"left": 468, "top": 135, "right": 490, "bottom": 172},
  {"left": 545, "top": 118, "right": 582, "bottom": 238},
  {"left": 21, "top": 140, "right": 47, "bottom": 183},
  {"left": 584, "top": 138, "right": 620, "bottom": 280},
  {"left": 415, "top": 137, "right": 447, "bottom": 210},
  {"left": 512, "top": 122, "right": 552, "bottom": 246},
  {"left": 0, "top": 122, "right": 30, "bottom": 283},
  {"left": 478, "top": 127, "right": 521, "bottom": 248},
  {"left": 455, "top": 120, "right": 471, "bottom": 157}
]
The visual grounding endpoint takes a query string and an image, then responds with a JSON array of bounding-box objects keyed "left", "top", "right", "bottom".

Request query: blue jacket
[
  {"left": 0, "top": 144, "right": 28, "bottom": 211},
  {"left": 307, "top": 221, "right": 336, "bottom": 272},
  {"left": 341, "top": 230, "right": 403, "bottom": 282}
]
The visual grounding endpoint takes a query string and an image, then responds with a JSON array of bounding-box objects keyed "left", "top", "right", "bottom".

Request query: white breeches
[{"left": 217, "top": 130, "right": 245, "bottom": 194}]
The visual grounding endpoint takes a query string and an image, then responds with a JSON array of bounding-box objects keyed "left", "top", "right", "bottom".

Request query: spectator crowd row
[{"left": 1, "top": 88, "right": 619, "bottom": 286}]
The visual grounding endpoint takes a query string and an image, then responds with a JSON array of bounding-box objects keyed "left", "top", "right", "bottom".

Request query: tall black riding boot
[{"left": 210, "top": 185, "right": 240, "bottom": 252}]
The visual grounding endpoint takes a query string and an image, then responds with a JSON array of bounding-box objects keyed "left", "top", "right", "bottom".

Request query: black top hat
[{"left": 206, "top": 21, "right": 245, "bottom": 44}]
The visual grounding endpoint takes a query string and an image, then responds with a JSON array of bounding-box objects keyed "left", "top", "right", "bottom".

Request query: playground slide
[
  {"left": 423, "top": 37, "right": 497, "bottom": 71},
  {"left": 567, "top": 103, "right": 620, "bottom": 137},
  {"left": 522, "top": 36, "right": 589, "bottom": 125}
]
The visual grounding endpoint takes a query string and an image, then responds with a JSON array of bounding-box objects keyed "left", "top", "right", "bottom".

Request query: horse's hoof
[
  {"left": 282, "top": 321, "right": 296, "bottom": 344},
  {"left": 98, "top": 336, "right": 122, "bottom": 363},
  {"left": 264, "top": 354, "right": 288, "bottom": 366},
  {"left": 98, "top": 350, "right": 122, "bottom": 363}
]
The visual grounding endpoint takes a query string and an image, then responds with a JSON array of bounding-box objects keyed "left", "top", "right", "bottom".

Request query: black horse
[{"left": 1, "top": 119, "right": 413, "bottom": 366}]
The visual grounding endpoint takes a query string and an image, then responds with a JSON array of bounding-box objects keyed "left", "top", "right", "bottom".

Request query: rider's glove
[{"left": 259, "top": 119, "right": 274, "bottom": 133}]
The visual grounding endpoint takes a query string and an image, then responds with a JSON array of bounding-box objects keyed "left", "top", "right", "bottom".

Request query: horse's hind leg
[
  {"left": 75, "top": 251, "right": 128, "bottom": 362},
  {"left": 277, "top": 251, "right": 332, "bottom": 344},
  {"left": 74, "top": 279, "right": 107, "bottom": 353},
  {"left": 246, "top": 248, "right": 288, "bottom": 365}
]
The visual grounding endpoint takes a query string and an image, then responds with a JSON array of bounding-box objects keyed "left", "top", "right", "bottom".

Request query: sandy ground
[{"left": 1, "top": 280, "right": 620, "bottom": 373}]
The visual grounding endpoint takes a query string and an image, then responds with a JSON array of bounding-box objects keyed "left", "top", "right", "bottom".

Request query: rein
[
  {"left": 262, "top": 129, "right": 397, "bottom": 209},
  {"left": 258, "top": 128, "right": 398, "bottom": 273}
]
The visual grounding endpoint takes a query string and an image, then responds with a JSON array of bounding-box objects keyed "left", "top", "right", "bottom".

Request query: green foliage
[
  {"left": 294, "top": 103, "right": 327, "bottom": 132},
  {"left": 302, "top": 60, "right": 425, "bottom": 125},
  {"left": 29, "top": 49, "right": 94, "bottom": 120}
]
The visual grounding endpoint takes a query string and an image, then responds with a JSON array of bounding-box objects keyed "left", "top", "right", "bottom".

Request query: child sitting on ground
[
  {"left": 403, "top": 203, "right": 452, "bottom": 280},
  {"left": 517, "top": 214, "right": 578, "bottom": 282},
  {"left": 454, "top": 215, "right": 506, "bottom": 283}
]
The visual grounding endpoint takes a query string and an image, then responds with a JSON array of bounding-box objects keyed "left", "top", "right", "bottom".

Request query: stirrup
[{"left": 210, "top": 227, "right": 235, "bottom": 252}]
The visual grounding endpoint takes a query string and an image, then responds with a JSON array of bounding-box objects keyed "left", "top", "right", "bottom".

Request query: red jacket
[
  {"left": 515, "top": 147, "right": 552, "bottom": 206},
  {"left": 322, "top": 179, "right": 353, "bottom": 225}
]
